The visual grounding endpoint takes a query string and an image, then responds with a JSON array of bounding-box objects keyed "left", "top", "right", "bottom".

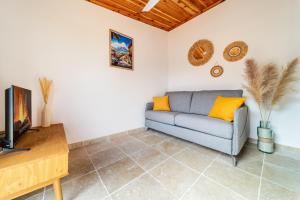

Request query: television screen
[{"left": 5, "top": 86, "right": 32, "bottom": 148}]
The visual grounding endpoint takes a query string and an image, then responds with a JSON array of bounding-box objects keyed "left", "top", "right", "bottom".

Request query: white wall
[
  {"left": 167, "top": 0, "right": 300, "bottom": 148},
  {"left": 0, "top": 0, "right": 168, "bottom": 144}
]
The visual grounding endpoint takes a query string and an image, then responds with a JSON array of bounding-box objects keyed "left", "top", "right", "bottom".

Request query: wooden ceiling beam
[
  {"left": 109, "top": 0, "right": 176, "bottom": 27},
  {"left": 180, "top": 0, "right": 201, "bottom": 12},
  {"left": 170, "top": 0, "right": 197, "bottom": 15},
  {"left": 168, "top": 0, "right": 224, "bottom": 30},
  {"left": 201, "top": 0, "right": 224, "bottom": 13},
  {"left": 134, "top": 0, "right": 182, "bottom": 23},
  {"left": 157, "top": 0, "right": 193, "bottom": 20},
  {"left": 88, "top": 0, "right": 170, "bottom": 30},
  {"left": 190, "top": 0, "right": 207, "bottom": 8},
  {"left": 125, "top": 0, "right": 179, "bottom": 25}
]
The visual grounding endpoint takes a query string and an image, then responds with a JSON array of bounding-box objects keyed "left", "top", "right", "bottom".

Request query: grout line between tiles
[
  {"left": 130, "top": 131, "right": 185, "bottom": 157},
  {"left": 107, "top": 172, "right": 146, "bottom": 198},
  {"left": 216, "top": 155, "right": 262, "bottom": 179},
  {"left": 102, "top": 155, "right": 169, "bottom": 198},
  {"left": 263, "top": 159, "right": 300, "bottom": 174},
  {"left": 203, "top": 175, "right": 248, "bottom": 200},
  {"left": 84, "top": 147, "right": 112, "bottom": 200},
  {"left": 260, "top": 177, "right": 300, "bottom": 194},
  {"left": 219, "top": 154, "right": 300, "bottom": 195},
  {"left": 257, "top": 153, "right": 266, "bottom": 200},
  {"left": 178, "top": 154, "right": 220, "bottom": 200},
  {"left": 116, "top": 145, "right": 179, "bottom": 199},
  {"left": 42, "top": 187, "right": 45, "bottom": 200}
]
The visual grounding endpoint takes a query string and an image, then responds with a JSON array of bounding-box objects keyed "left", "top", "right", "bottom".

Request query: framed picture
[{"left": 109, "top": 29, "right": 134, "bottom": 70}]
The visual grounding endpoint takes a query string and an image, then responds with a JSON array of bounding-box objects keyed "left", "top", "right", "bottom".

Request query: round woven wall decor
[
  {"left": 210, "top": 65, "right": 223, "bottom": 77},
  {"left": 188, "top": 39, "right": 214, "bottom": 66},
  {"left": 223, "top": 41, "right": 248, "bottom": 62}
]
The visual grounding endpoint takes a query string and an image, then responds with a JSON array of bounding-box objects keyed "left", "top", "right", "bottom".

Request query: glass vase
[
  {"left": 41, "top": 103, "right": 51, "bottom": 127},
  {"left": 257, "top": 120, "right": 274, "bottom": 153}
]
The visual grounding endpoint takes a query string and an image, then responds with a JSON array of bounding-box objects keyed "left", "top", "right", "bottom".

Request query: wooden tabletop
[{"left": 0, "top": 124, "right": 69, "bottom": 169}]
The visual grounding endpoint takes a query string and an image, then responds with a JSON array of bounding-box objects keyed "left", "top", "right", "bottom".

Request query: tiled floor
[{"left": 17, "top": 129, "right": 300, "bottom": 200}]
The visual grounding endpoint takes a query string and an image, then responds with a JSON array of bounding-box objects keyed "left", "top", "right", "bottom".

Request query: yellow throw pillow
[
  {"left": 153, "top": 96, "right": 171, "bottom": 111},
  {"left": 208, "top": 96, "right": 246, "bottom": 122}
]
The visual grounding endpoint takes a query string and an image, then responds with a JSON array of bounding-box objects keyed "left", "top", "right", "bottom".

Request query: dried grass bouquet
[
  {"left": 243, "top": 58, "right": 299, "bottom": 122},
  {"left": 39, "top": 78, "right": 53, "bottom": 104}
]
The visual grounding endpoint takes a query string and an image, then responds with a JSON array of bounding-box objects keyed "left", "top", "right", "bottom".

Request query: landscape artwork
[{"left": 110, "top": 30, "right": 133, "bottom": 70}]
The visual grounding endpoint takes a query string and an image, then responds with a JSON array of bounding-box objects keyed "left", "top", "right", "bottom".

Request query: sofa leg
[
  {"left": 232, "top": 156, "right": 237, "bottom": 167},
  {"left": 145, "top": 127, "right": 149, "bottom": 131}
]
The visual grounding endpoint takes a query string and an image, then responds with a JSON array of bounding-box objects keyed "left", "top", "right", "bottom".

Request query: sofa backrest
[
  {"left": 165, "top": 91, "right": 193, "bottom": 113},
  {"left": 190, "top": 90, "right": 243, "bottom": 115}
]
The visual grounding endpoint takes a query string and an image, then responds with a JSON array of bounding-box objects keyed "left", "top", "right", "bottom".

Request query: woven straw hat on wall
[
  {"left": 188, "top": 39, "right": 214, "bottom": 66},
  {"left": 223, "top": 41, "right": 248, "bottom": 62}
]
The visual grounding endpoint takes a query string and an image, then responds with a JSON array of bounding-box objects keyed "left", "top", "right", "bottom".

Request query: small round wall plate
[
  {"left": 223, "top": 41, "right": 248, "bottom": 62},
  {"left": 188, "top": 39, "right": 214, "bottom": 66},
  {"left": 210, "top": 65, "right": 224, "bottom": 77}
]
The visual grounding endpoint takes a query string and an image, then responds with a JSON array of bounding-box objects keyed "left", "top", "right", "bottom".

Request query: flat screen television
[{"left": 4, "top": 85, "right": 32, "bottom": 149}]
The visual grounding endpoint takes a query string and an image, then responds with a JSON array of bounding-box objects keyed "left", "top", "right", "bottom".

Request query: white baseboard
[{"left": 68, "top": 127, "right": 146, "bottom": 150}]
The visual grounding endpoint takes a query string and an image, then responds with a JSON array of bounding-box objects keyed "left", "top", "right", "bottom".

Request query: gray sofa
[{"left": 145, "top": 90, "right": 249, "bottom": 166}]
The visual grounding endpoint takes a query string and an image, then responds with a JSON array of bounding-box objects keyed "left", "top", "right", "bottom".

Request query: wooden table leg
[{"left": 53, "top": 178, "right": 63, "bottom": 200}]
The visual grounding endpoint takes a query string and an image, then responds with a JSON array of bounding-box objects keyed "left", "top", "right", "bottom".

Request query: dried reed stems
[
  {"left": 39, "top": 78, "right": 53, "bottom": 104},
  {"left": 243, "top": 58, "right": 298, "bottom": 121}
]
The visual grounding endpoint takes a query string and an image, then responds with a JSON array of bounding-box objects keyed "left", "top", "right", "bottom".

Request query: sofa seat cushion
[
  {"left": 145, "top": 111, "right": 178, "bottom": 125},
  {"left": 174, "top": 113, "right": 233, "bottom": 139}
]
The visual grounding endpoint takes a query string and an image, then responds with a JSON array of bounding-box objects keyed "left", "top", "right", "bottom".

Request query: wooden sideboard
[{"left": 0, "top": 124, "right": 69, "bottom": 200}]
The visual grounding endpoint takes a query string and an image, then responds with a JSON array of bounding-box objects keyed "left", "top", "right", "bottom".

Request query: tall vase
[
  {"left": 257, "top": 120, "right": 274, "bottom": 153},
  {"left": 41, "top": 103, "right": 51, "bottom": 127}
]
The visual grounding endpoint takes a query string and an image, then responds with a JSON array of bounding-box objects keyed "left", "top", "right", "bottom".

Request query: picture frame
[{"left": 109, "top": 29, "right": 134, "bottom": 70}]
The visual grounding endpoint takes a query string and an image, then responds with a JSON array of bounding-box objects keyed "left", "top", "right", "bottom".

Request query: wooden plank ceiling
[{"left": 87, "top": 0, "right": 225, "bottom": 31}]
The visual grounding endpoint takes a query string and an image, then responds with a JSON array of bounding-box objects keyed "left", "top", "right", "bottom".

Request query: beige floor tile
[
  {"left": 151, "top": 131, "right": 173, "bottom": 141},
  {"left": 149, "top": 158, "right": 199, "bottom": 198},
  {"left": 45, "top": 172, "right": 108, "bottom": 200},
  {"left": 217, "top": 146, "right": 264, "bottom": 176},
  {"left": 188, "top": 143, "right": 220, "bottom": 158},
  {"left": 218, "top": 155, "right": 263, "bottom": 176},
  {"left": 90, "top": 147, "right": 126, "bottom": 169},
  {"left": 260, "top": 179, "right": 300, "bottom": 200},
  {"left": 182, "top": 175, "right": 244, "bottom": 200},
  {"left": 132, "top": 147, "right": 168, "bottom": 170},
  {"left": 238, "top": 159, "right": 263, "bottom": 177},
  {"left": 98, "top": 157, "right": 145, "bottom": 193},
  {"left": 204, "top": 160, "right": 260, "bottom": 200},
  {"left": 85, "top": 137, "right": 114, "bottom": 155},
  {"left": 154, "top": 139, "right": 186, "bottom": 156},
  {"left": 14, "top": 188, "right": 44, "bottom": 200},
  {"left": 173, "top": 148, "right": 216, "bottom": 172},
  {"left": 69, "top": 147, "right": 89, "bottom": 162},
  {"left": 265, "top": 153, "right": 300, "bottom": 173},
  {"left": 138, "top": 134, "right": 164, "bottom": 145},
  {"left": 169, "top": 137, "right": 192, "bottom": 147},
  {"left": 109, "top": 133, "right": 135, "bottom": 145},
  {"left": 119, "top": 139, "right": 147, "bottom": 155},
  {"left": 129, "top": 130, "right": 151, "bottom": 139},
  {"left": 111, "top": 174, "right": 174, "bottom": 200},
  {"left": 63, "top": 148, "right": 94, "bottom": 183},
  {"left": 238, "top": 146, "right": 264, "bottom": 162},
  {"left": 275, "top": 150, "right": 300, "bottom": 161},
  {"left": 64, "top": 156, "right": 95, "bottom": 183},
  {"left": 263, "top": 162, "right": 300, "bottom": 193}
]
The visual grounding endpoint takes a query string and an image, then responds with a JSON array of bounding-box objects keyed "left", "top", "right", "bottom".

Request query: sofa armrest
[
  {"left": 146, "top": 102, "right": 153, "bottom": 111},
  {"left": 232, "top": 106, "right": 249, "bottom": 155}
]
